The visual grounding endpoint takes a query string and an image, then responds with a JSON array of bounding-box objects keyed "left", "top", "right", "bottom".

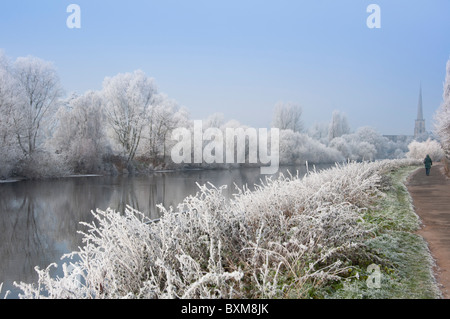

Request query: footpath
[{"left": 407, "top": 163, "right": 450, "bottom": 299}]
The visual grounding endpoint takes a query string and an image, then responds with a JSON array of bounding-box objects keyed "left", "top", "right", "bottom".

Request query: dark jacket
[{"left": 424, "top": 155, "right": 432, "bottom": 169}]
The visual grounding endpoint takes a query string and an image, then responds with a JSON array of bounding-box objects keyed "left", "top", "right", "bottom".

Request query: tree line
[
  {"left": 1, "top": 50, "right": 432, "bottom": 180},
  {"left": 0, "top": 52, "right": 190, "bottom": 178}
]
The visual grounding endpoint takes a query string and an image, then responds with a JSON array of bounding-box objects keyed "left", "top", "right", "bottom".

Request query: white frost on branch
[
  {"left": 406, "top": 138, "right": 444, "bottom": 161},
  {"left": 434, "top": 59, "right": 450, "bottom": 158}
]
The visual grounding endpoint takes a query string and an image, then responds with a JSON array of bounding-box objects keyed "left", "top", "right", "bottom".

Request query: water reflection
[{"left": 0, "top": 165, "right": 330, "bottom": 298}]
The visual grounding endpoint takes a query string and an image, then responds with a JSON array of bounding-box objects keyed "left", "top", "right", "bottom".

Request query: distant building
[
  {"left": 384, "top": 86, "right": 428, "bottom": 143},
  {"left": 383, "top": 134, "right": 411, "bottom": 143},
  {"left": 414, "top": 86, "right": 426, "bottom": 138}
]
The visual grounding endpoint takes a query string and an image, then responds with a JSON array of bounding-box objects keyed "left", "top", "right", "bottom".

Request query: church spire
[
  {"left": 417, "top": 84, "right": 424, "bottom": 120},
  {"left": 414, "top": 84, "right": 426, "bottom": 138}
]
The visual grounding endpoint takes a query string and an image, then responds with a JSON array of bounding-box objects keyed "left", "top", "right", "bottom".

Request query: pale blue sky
[{"left": 1, "top": 0, "right": 449, "bottom": 135}]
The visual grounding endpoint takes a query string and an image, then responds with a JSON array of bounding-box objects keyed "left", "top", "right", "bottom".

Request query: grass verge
[{"left": 323, "top": 165, "right": 442, "bottom": 299}]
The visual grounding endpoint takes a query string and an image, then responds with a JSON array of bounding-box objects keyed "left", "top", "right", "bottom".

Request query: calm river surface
[{"left": 0, "top": 164, "right": 331, "bottom": 298}]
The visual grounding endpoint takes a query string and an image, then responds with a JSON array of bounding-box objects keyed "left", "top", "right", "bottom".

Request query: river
[{"left": 0, "top": 164, "right": 331, "bottom": 298}]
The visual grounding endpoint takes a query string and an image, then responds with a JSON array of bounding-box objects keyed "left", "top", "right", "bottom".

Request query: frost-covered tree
[
  {"left": 0, "top": 52, "right": 21, "bottom": 177},
  {"left": 204, "top": 112, "right": 225, "bottom": 129},
  {"left": 328, "top": 111, "right": 350, "bottom": 141},
  {"left": 356, "top": 141, "right": 377, "bottom": 161},
  {"left": 406, "top": 138, "right": 444, "bottom": 161},
  {"left": 272, "top": 101, "right": 303, "bottom": 132},
  {"left": 308, "top": 122, "right": 329, "bottom": 145},
  {"left": 52, "top": 91, "right": 108, "bottom": 173},
  {"left": 329, "top": 136, "right": 352, "bottom": 160},
  {"left": 279, "top": 129, "right": 344, "bottom": 165},
  {"left": 144, "top": 93, "right": 188, "bottom": 162},
  {"left": 354, "top": 126, "right": 391, "bottom": 159},
  {"left": 12, "top": 56, "right": 63, "bottom": 157},
  {"left": 0, "top": 53, "right": 64, "bottom": 178},
  {"left": 102, "top": 70, "right": 157, "bottom": 163},
  {"left": 435, "top": 59, "right": 450, "bottom": 158},
  {"left": 329, "top": 126, "right": 392, "bottom": 161}
]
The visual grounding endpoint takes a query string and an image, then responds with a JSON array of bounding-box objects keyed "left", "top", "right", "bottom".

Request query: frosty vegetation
[
  {"left": 11, "top": 158, "right": 421, "bottom": 299},
  {"left": 3, "top": 50, "right": 447, "bottom": 299},
  {"left": 0, "top": 50, "right": 416, "bottom": 180},
  {"left": 406, "top": 138, "right": 444, "bottom": 161},
  {"left": 434, "top": 58, "right": 450, "bottom": 160}
]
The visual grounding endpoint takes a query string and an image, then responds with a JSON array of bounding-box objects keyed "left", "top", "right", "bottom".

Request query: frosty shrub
[
  {"left": 15, "top": 150, "right": 69, "bottom": 179},
  {"left": 13, "top": 159, "right": 420, "bottom": 299},
  {"left": 406, "top": 138, "right": 444, "bottom": 162},
  {"left": 329, "top": 126, "right": 406, "bottom": 161},
  {"left": 279, "top": 129, "right": 344, "bottom": 165},
  {"left": 51, "top": 91, "right": 108, "bottom": 174},
  {"left": 435, "top": 59, "right": 450, "bottom": 158}
]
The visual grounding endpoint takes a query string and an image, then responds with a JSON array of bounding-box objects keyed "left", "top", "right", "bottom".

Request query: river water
[{"left": 0, "top": 164, "right": 331, "bottom": 298}]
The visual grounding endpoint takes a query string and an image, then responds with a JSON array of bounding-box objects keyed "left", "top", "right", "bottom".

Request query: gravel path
[{"left": 407, "top": 163, "right": 450, "bottom": 298}]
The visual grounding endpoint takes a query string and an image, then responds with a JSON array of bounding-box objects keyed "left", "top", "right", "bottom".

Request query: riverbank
[
  {"left": 327, "top": 164, "right": 441, "bottom": 298},
  {"left": 6, "top": 159, "right": 441, "bottom": 299}
]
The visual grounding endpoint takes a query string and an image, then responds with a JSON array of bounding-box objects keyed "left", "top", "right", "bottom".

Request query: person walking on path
[{"left": 424, "top": 154, "right": 433, "bottom": 176}]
